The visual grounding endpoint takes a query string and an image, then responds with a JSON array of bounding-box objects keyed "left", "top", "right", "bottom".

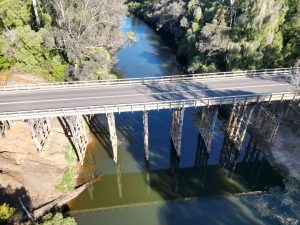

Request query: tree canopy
[
  {"left": 129, "top": 0, "right": 300, "bottom": 72},
  {"left": 0, "top": 0, "right": 127, "bottom": 81}
]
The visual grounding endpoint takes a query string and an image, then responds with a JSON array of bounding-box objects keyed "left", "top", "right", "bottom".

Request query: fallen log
[{"left": 32, "top": 183, "right": 87, "bottom": 219}]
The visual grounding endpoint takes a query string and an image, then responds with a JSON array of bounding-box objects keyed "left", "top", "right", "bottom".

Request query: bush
[
  {"left": 35, "top": 212, "right": 77, "bottom": 225},
  {"left": 0, "top": 203, "right": 15, "bottom": 223},
  {"left": 56, "top": 167, "right": 76, "bottom": 193}
]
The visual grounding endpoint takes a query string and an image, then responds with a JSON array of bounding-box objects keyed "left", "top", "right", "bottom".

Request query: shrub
[{"left": 0, "top": 203, "right": 15, "bottom": 223}]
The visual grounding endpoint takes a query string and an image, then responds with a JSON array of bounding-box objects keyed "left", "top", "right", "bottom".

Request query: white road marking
[{"left": 0, "top": 83, "right": 290, "bottom": 106}]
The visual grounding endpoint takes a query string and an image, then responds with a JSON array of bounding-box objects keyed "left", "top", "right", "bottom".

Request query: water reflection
[
  {"left": 69, "top": 105, "right": 287, "bottom": 213},
  {"left": 115, "top": 16, "right": 181, "bottom": 77}
]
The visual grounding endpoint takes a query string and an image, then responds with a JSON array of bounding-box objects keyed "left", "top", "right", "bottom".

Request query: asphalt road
[{"left": 0, "top": 75, "right": 293, "bottom": 115}]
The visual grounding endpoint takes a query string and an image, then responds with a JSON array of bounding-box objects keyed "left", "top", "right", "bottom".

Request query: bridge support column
[
  {"left": 243, "top": 136, "right": 261, "bottom": 164},
  {"left": 198, "top": 106, "right": 218, "bottom": 153},
  {"left": 106, "top": 113, "right": 118, "bottom": 163},
  {"left": 65, "top": 116, "right": 88, "bottom": 165},
  {"left": 195, "top": 133, "right": 210, "bottom": 168},
  {"left": 28, "top": 118, "right": 51, "bottom": 151},
  {"left": 143, "top": 111, "right": 149, "bottom": 161},
  {"left": 227, "top": 103, "right": 254, "bottom": 150},
  {"left": 219, "top": 136, "right": 239, "bottom": 171},
  {"left": 171, "top": 108, "right": 185, "bottom": 157},
  {"left": 194, "top": 133, "right": 209, "bottom": 185},
  {"left": 0, "top": 121, "right": 10, "bottom": 137},
  {"left": 253, "top": 102, "right": 288, "bottom": 143}
]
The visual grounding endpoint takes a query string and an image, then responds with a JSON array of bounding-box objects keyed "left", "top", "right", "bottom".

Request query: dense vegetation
[
  {"left": 0, "top": 0, "right": 127, "bottom": 81},
  {"left": 35, "top": 212, "right": 77, "bottom": 225},
  {"left": 128, "top": 0, "right": 300, "bottom": 72}
]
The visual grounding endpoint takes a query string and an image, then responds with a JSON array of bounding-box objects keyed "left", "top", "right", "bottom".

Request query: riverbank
[
  {"left": 128, "top": 1, "right": 300, "bottom": 72},
  {"left": 0, "top": 73, "right": 84, "bottom": 223}
]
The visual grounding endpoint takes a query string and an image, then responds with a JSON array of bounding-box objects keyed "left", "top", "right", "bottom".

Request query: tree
[
  {"left": 129, "top": 0, "right": 300, "bottom": 71},
  {"left": 0, "top": 0, "right": 33, "bottom": 29},
  {"left": 42, "top": 0, "right": 127, "bottom": 80}
]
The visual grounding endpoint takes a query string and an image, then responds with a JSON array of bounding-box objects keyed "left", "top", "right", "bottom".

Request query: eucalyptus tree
[
  {"left": 42, "top": 0, "right": 127, "bottom": 80},
  {"left": 32, "top": 0, "right": 41, "bottom": 29}
]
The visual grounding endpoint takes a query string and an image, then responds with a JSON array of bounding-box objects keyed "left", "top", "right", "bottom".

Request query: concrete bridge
[{"left": 0, "top": 67, "right": 299, "bottom": 165}]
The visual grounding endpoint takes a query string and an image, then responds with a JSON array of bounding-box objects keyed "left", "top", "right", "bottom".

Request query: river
[{"left": 68, "top": 16, "right": 285, "bottom": 225}]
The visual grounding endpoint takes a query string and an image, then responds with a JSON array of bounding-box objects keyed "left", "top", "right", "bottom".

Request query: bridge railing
[
  {"left": 0, "top": 92, "right": 297, "bottom": 121},
  {"left": 0, "top": 67, "right": 292, "bottom": 93}
]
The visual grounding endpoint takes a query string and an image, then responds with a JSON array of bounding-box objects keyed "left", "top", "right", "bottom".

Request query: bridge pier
[
  {"left": 171, "top": 108, "right": 185, "bottom": 157},
  {"left": 195, "top": 133, "right": 210, "bottom": 169},
  {"left": 219, "top": 136, "right": 239, "bottom": 171},
  {"left": 243, "top": 136, "right": 261, "bottom": 164},
  {"left": 195, "top": 133, "right": 209, "bottom": 184},
  {"left": 65, "top": 116, "right": 88, "bottom": 165},
  {"left": 28, "top": 118, "right": 51, "bottom": 151},
  {"left": 253, "top": 103, "right": 286, "bottom": 143},
  {"left": 0, "top": 120, "right": 10, "bottom": 137},
  {"left": 227, "top": 103, "right": 254, "bottom": 150},
  {"left": 143, "top": 111, "right": 149, "bottom": 161},
  {"left": 106, "top": 113, "right": 118, "bottom": 163},
  {"left": 198, "top": 106, "right": 218, "bottom": 153}
]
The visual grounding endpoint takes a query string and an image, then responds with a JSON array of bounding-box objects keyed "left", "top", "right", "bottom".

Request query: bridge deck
[{"left": 0, "top": 74, "right": 296, "bottom": 120}]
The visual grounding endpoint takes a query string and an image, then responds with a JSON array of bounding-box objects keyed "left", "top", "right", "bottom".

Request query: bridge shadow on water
[{"left": 70, "top": 99, "right": 289, "bottom": 225}]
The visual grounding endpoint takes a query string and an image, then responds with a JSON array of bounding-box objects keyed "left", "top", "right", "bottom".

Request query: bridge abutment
[
  {"left": 28, "top": 118, "right": 51, "bottom": 151},
  {"left": 106, "top": 112, "right": 118, "bottom": 163},
  {"left": 171, "top": 108, "right": 185, "bottom": 157}
]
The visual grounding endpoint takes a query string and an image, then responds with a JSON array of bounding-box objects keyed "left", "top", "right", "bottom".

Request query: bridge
[{"left": 0, "top": 67, "right": 299, "bottom": 164}]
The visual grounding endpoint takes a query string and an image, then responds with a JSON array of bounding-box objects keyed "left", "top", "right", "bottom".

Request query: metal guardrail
[
  {"left": 0, "top": 67, "right": 292, "bottom": 93},
  {"left": 0, "top": 92, "right": 297, "bottom": 121}
]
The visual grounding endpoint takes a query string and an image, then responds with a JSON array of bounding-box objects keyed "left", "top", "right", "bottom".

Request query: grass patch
[
  {"left": 56, "top": 145, "right": 78, "bottom": 193},
  {"left": 56, "top": 167, "right": 76, "bottom": 193},
  {"left": 64, "top": 145, "right": 77, "bottom": 165}
]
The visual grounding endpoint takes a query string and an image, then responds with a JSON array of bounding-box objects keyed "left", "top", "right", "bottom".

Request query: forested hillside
[
  {"left": 128, "top": 0, "right": 300, "bottom": 72},
  {"left": 0, "top": 0, "right": 126, "bottom": 81}
]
